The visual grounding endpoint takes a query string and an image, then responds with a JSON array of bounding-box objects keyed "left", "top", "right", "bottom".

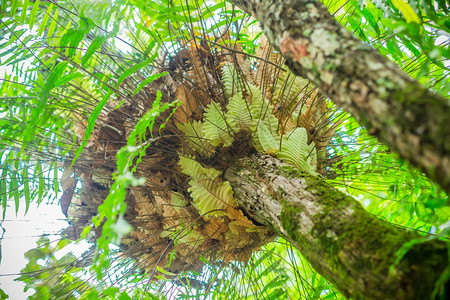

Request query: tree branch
[
  {"left": 225, "top": 154, "right": 448, "bottom": 299},
  {"left": 229, "top": 0, "right": 450, "bottom": 193}
]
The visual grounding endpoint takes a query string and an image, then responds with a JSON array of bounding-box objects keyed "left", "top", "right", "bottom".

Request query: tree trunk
[
  {"left": 224, "top": 154, "right": 448, "bottom": 299},
  {"left": 229, "top": 0, "right": 450, "bottom": 193}
]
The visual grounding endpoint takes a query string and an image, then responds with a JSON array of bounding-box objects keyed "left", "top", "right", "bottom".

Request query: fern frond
[
  {"left": 176, "top": 229, "right": 204, "bottom": 246},
  {"left": 179, "top": 156, "right": 221, "bottom": 181},
  {"left": 177, "top": 120, "right": 215, "bottom": 157},
  {"left": 307, "top": 142, "right": 318, "bottom": 170},
  {"left": 272, "top": 71, "right": 308, "bottom": 109},
  {"left": 179, "top": 156, "right": 237, "bottom": 218},
  {"left": 226, "top": 93, "right": 252, "bottom": 131},
  {"left": 171, "top": 191, "right": 188, "bottom": 210},
  {"left": 173, "top": 85, "right": 199, "bottom": 124},
  {"left": 278, "top": 128, "right": 317, "bottom": 175},
  {"left": 222, "top": 62, "right": 242, "bottom": 98},
  {"left": 189, "top": 178, "right": 236, "bottom": 218},
  {"left": 187, "top": 45, "right": 209, "bottom": 89},
  {"left": 203, "top": 102, "right": 234, "bottom": 147},
  {"left": 257, "top": 122, "right": 279, "bottom": 154},
  {"left": 249, "top": 84, "right": 279, "bottom": 134}
]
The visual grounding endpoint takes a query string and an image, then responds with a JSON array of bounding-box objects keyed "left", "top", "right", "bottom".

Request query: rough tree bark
[
  {"left": 225, "top": 154, "right": 448, "bottom": 299},
  {"left": 228, "top": 0, "right": 450, "bottom": 193}
]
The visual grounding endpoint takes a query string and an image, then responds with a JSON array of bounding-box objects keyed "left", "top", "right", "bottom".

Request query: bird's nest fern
[{"left": 61, "top": 34, "right": 339, "bottom": 278}]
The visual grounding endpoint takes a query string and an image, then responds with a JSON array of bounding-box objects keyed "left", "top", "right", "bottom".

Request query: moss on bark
[{"left": 225, "top": 154, "right": 448, "bottom": 299}]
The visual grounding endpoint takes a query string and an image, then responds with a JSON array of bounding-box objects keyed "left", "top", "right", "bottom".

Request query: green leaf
[
  {"left": 117, "top": 52, "right": 158, "bottom": 87},
  {"left": 22, "top": 61, "right": 68, "bottom": 148},
  {"left": 47, "top": 9, "right": 58, "bottom": 39},
  {"left": 28, "top": 0, "right": 40, "bottom": 30},
  {"left": 391, "top": 0, "right": 421, "bottom": 25},
  {"left": 226, "top": 93, "right": 252, "bottom": 131},
  {"left": 203, "top": 102, "right": 234, "bottom": 147},
  {"left": 248, "top": 84, "right": 278, "bottom": 132},
  {"left": 179, "top": 157, "right": 236, "bottom": 217},
  {"left": 1, "top": 164, "right": 7, "bottom": 219},
  {"left": 132, "top": 71, "right": 168, "bottom": 96},
  {"left": 72, "top": 90, "right": 113, "bottom": 167},
  {"left": 0, "top": 288, "right": 9, "bottom": 299},
  {"left": 20, "top": 0, "right": 29, "bottom": 25},
  {"left": 118, "top": 292, "right": 132, "bottom": 300},
  {"left": 53, "top": 161, "right": 58, "bottom": 196},
  {"left": 179, "top": 156, "right": 221, "bottom": 181},
  {"left": 37, "top": 3, "right": 53, "bottom": 36},
  {"left": 35, "top": 160, "right": 44, "bottom": 205},
  {"left": 278, "top": 127, "right": 317, "bottom": 174},
  {"left": 10, "top": 170, "right": 19, "bottom": 214},
  {"left": 60, "top": 28, "right": 86, "bottom": 58},
  {"left": 188, "top": 178, "right": 235, "bottom": 217},
  {"left": 222, "top": 62, "right": 242, "bottom": 98},
  {"left": 156, "top": 266, "right": 177, "bottom": 276},
  {"left": 257, "top": 122, "right": 279, "bottom": 153},
  {"left": 10, "top": 0, "right": 19, "bottom": 17},
  {"left": 81, "top": 35, "right": 107, "bottom": 68},
  {"left": 127, "top": 90, "right": 164, "bottom": 147},
  {"left": 55, "top": 239, "right": 72, "bottom": 251},
  {"left": 361, "top": 7, "right": 380, "bottom": 34},
  {"left": 54, "top": 72, "right": 83, "bottom": 87},
  {"left": 22, "top": 166, "right": 31, "bottom": 214},
  {"left": 177, "top": 121, "right": 215, "bottom": 157},
  {"left": 201, "top": 1, "right": 225, "bottom": 17}
]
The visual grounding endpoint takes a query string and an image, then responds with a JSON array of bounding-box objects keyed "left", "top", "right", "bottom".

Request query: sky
[{"left": 0, "top": 200, "right": 69, "bottom": 299}]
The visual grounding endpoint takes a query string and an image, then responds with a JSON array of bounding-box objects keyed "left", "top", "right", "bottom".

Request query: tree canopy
[{"left": 0, "top": 0, "right": 449, "bottom": 299}]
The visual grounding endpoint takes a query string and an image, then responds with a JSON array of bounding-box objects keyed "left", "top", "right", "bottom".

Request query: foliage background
[{"left": 0, "top": 0, "right": 449, "bottom": 298}]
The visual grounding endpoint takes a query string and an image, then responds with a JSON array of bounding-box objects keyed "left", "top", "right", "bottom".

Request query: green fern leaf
[
  {"left": 177, "top": 120, "right": 215, "bottom": 157},
  {"left": 1, "top": 164, "right": 7, "bottom": 219},
  {"left": 227, "top": 93, "right": 252, "bottom": 131},
  {"left": 307, "top": 142, "right": 318, "bottom": 169},
  {"left": 222, "top": 62, "right": 242, "bottom": 98},
  {"left": 81, "top": 35, "right": 107, "bottom": 68},
  {"left": 176, "top": 229, "right": 204, "bottom": 246},
  {"left": 47, "top": 9, "right": 58, "bottom": 40},
  {"left": 278, "top": 127, "right": 317, "bottom": 174},
  {"left": 171, "top": 192, "right": 188, "bottom": 209},
  {"left": 28, "top": 0, "right": 40, "bottom": 30},
  {"left": 246, "top": 84, "right": 279, "bottom": 151},
  {"left": 249, "top": 84, "right": 278, "bottom": 133},
  {"left": 272, "top": 71, "right": 309, "bottom": 109},
  {"left": 10, "top": 169, "right": 20, "bottom": 214},
  {"left": 189, "top": 179, "right": 236, "bottom": 218},
  {"left": 22, "top": 165, "right": 31, "bottom": 214},
  {"left": 10, "top": 0, "right": 19, "bottom": 16},
  {"left": 71, "top": 90, "right": 112, "bottom": 166},
  {"left": 37, "top": 4, "right": 53, "bottom": 36},
  {"left": 179, "top": 156, "right": 221, "bottom": 181},
  {"left": 249, "top": 83, "right": 264, "bottom": 108},
  {"left": 203, "top": 102, "right": 234, "bottom": 147},
  {"left": 257, "top": 122, "right": 279, "bottom": 153},
  {"left": 20, "top": 0, "right": 29, "bottom": 25},
  {"left": 117, "top": 52, "right": 158, "bottom": 87},
  {"left": 179, "top": 156, "right": 237, "bottom": 217}
]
